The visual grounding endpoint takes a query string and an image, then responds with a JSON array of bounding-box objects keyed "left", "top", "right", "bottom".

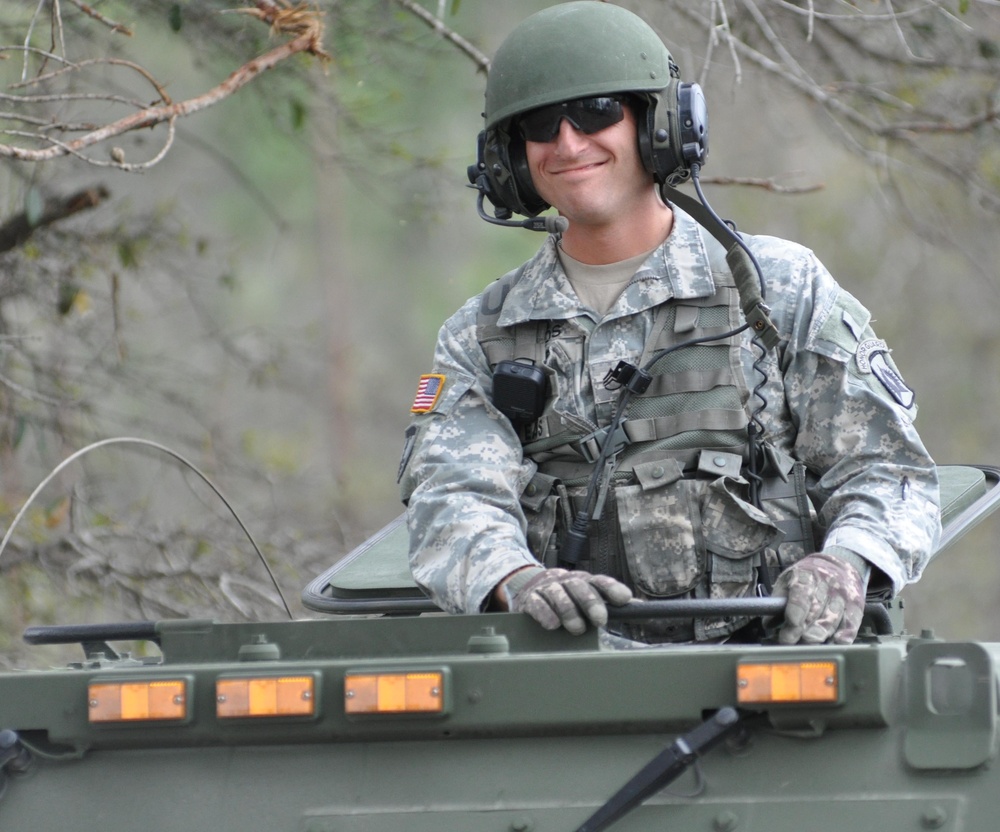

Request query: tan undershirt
[{"left": 557, "top": 244, "right": 657, "bottom": 317}]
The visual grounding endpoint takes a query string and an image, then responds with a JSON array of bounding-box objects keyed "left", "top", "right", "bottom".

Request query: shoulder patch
[
  {"left": 410, "top": 373, "right": 446, "bottom": 414},
  {"left": 855, "top": 340, "right": 915, "bottom": 408},
  {"left": 870, "top": 353, "right": 915, "bottom": 409},
  {"left": 855, "top": 338, "right": 888, "bottom": 373}
]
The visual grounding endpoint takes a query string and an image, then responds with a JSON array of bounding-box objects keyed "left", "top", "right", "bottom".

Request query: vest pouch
[
  {"left": 616, "top": 461, "right": 705, "bottom": 598},
  {"left": 616, "top": 467, "right": 780, "bottom": 600},
  {"left": 521, "top": 471, "right": 562, "bottom": 567},
  {"left": 703, "top": 476, "right": 781, "bottom": 598}
]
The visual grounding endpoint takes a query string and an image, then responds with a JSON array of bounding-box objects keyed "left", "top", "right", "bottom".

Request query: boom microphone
[
  {"left": 520, "top": 214, "right": 569, "bottom": 233},
  {"left": 474, "top": 189, "right": 568, "bottom": 233}
]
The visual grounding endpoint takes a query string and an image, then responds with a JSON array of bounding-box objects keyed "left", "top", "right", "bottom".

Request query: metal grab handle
[
  {"left": 608, "top": 598, "right": 893, "bottom": 635},
  {"left": 23, "top": 620, "right": 159, "bottom": 645}
]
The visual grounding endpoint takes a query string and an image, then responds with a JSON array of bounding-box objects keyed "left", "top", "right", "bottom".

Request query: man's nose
[{"left": 552, "top": 117, "right": 590, "bottom": 153}]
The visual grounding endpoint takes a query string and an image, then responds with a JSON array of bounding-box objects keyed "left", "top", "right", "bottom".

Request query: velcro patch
[
  {"left": 410, "top": 373, "right": 446, "bottom": 413},
  {"left": 397, "top": 424, "right": 417, "bottom": 483}
]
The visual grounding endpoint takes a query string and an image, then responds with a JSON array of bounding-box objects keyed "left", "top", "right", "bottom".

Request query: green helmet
[
  {"left": 484, "top": 1, "right": 678, "bottom": 131},
  {"left": 470, "top": 2, "right": 705, "bottom": 221}
]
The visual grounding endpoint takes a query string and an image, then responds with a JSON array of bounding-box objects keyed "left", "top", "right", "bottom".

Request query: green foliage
[
  {"left": 290, "top": 97, "right": 308, "bottom": 131},
  {"left": 24, "top": 189, "right": 43, "bottom": 227},
  {"left": 981, "top": 144, "right": 1000, "bottom": 189},
  {"left": 117, "top": 240, "right": 142, "bottom": 269},
  {"left": 979, "top": 38, "right": 999, "bottom": 60},
  {"left": 240, "top": 429, "right": 307, "bottom": 476},
  {"left": 56, "top": 280, "right": 81, "bottom": 316}
]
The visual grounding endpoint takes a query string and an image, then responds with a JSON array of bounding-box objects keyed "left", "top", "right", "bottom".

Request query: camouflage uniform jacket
[{"left": 399, "top": 208, "right": 941, "bottom": 618}]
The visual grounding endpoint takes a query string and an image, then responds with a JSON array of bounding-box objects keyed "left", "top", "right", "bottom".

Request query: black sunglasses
[{"left": 517, "top": 96, "right": 626, "bottom": 143}]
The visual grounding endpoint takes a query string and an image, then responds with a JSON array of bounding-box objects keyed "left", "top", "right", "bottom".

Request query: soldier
[{"left": 398, "top": 1, "right": 941, "bottom": 645}]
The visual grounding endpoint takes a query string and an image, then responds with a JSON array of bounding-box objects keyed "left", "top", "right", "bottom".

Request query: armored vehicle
[{"left": 0, "top": 463, "right": 998, "bottom": 831}]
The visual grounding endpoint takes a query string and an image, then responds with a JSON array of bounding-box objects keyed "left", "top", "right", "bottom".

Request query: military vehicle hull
[
  {"left": 1, "top": 612, "right": 999, "bottom": 831},
  {"left": 1, "top": 464, "right": 998, "bottom": 831}
]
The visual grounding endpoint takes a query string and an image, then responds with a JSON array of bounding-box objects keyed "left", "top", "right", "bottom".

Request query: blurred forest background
[{"left": 0, "top": 0, "right": 998, "bottom": 667}]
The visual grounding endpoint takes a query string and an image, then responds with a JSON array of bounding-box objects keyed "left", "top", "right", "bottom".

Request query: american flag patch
[{"left": 411, "top": 373, "right": 446, "bottom": 413}]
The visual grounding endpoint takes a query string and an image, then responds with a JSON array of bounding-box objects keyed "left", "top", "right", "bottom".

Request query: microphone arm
[{"left": 475, "top": 191, "right": 568, "bottom": 233}]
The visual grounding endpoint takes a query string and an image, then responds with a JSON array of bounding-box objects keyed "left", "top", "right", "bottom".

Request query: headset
[{"left": 467, "top": 79, "right": 710, "bottom": 227}]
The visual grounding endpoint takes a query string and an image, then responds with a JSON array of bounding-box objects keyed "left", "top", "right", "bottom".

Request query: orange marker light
[
  {"left": 89, "top": 680, "right": 187, "bottom": 723},
  {"left": 216, "top": 676, "right": 316, "bottom": 718},
  {"left": 344, "top": 671, "right": 444, "bottom": 714},
  {"left": 737, "top": 660, "right": 839, "bottom": 704}
]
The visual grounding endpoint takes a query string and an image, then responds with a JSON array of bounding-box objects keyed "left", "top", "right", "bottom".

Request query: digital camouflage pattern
[
  {"left": 398, "top": 206, "right": 941, "bottom": 628},
  {"left": 770, "top": 552, "right": 867, "bottom": 644},
  {"left": 619, "top": 475, "right": 779, "bottom": 600}
]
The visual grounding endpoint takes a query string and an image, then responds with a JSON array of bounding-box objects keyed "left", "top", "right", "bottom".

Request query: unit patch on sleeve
[
  {"left": 855, "top": 339, "right": 888, "bottom": 373},
  {"left": 856, "top": 339, "right": 915, "bottom": 409},
  {"left": 410, "top": 373, "right": 446, "bottom": 413}
]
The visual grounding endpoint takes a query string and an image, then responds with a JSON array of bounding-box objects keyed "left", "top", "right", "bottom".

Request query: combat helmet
[{"left": 471, "top": 1, "right": 707, "bottom": 220}]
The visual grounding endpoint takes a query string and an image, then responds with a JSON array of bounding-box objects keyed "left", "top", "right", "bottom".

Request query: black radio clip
[{"left": 492, "top": 359, "right": 548, "bottom": 424}]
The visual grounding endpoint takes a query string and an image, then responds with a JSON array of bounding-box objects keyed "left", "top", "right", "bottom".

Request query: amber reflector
[
  {"left": 737, "top": 661, "right": 839, "bottom": 704},
  {"left": 216, "top": 676, "right": 315, "bottom": 718},
  {"left": 344, "top": 671, "right": 444, "bottom": 714},
  {"left": 89, "top": 680, "right": 187, "bottom": 722}
]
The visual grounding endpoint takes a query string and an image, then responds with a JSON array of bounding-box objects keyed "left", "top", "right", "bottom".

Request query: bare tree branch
[
  {"left": 0, "top": 1, "right": 328, "bottom": 168},
  {"left": 64, "top": 0, "right": 134, "bottom": 36},
  {"left": 0, "top": 184, "right": 109, "bottom": 252},
  {"left": 394, "top": 0, "right": 491, "bottom": 73},
  {"left": 667, "top": 0, "right": 1000, "bottom": 213},
  {"left": 701, "top": 175, "right": 824, "bottom": 193}
]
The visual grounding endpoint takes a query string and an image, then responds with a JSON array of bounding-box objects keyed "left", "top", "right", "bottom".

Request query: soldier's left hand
[{"left": 771, "top": 552, "right": 866, "bottom": 645}]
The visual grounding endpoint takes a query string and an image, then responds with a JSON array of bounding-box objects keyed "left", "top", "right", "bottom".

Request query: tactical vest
[{"left": 477, "top": 238, "right": 820, "bottom": 642}]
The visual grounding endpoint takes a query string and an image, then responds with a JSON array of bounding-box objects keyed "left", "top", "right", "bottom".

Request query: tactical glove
[
  {"left": 771, "top": 551, "right": 868, "bottom": 645},
  {"left": 503, "top": 567, "right": 633, "bottom": 635}
]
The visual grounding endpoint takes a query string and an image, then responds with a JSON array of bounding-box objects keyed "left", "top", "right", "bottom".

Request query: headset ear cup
[
  {"left": 636, "top": 97, "right": 657, "bottom": 177},
  {"left": 480, "top": 128, "right": 547, "bottom": 218},
  {"left": 638, "top": 83, "right": 709, "bottom": 186},
  {"left": 509, "top": 141, "right": 547, "bottom": 216},
  {"left": 477, "top": 129, "right": 515, "bottom": 218},
  {"left": 639, "top": 86, "right": 681, "bottom": 185},
  {"left": 677, "top": 82, "right": 709, "bottom": 168}
]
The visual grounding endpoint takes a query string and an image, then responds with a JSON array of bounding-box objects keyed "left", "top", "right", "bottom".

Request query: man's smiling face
[{"left": 523, "top": 103, "right": 654, "bottom": 233}]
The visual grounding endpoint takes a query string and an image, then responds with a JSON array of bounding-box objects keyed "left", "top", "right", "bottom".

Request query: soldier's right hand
[{"left": 502, "top": 567, "right": 633, "bottom": 635}]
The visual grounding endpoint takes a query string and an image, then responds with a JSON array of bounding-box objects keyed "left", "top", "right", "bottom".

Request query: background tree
[{"left": 0, "top": 1, "right": 998, "bottom": 668}]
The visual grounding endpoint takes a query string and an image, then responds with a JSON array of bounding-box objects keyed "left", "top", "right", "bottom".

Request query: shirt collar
[{"left": 496, "top": 206, "right": 716, "bottom": 327}]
